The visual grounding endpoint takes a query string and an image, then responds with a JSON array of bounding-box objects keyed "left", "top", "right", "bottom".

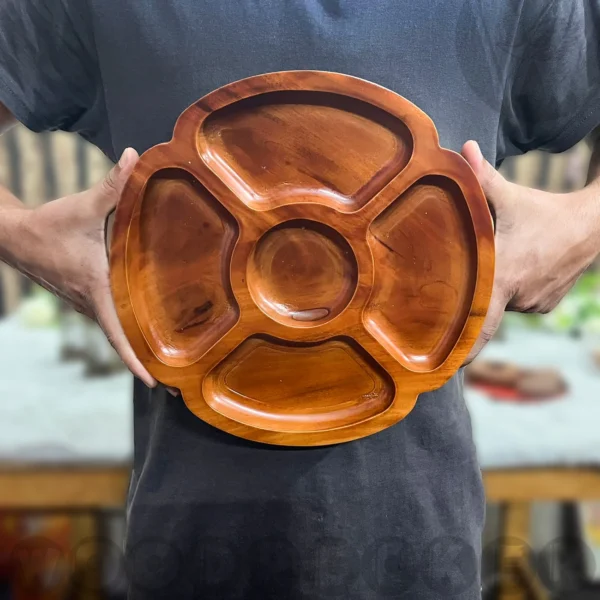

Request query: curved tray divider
[
  {"left": 168, "top": 139, "right": 258, "bottom": 224},
  {"left": 358, "top": 149, "right": 437, "bottom": 223}
]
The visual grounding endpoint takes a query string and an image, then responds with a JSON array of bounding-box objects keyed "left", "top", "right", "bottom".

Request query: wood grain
[
  {"left": 200, "top": 91, "right": 413, "bottom": 212},
  {"left": 366, "top": 176, "right": 477, "bottom": 371},
  {"left": 127, "top": 168, "right": 239, "bottom": 367},
  {"left": 204, "top": 336, "right": 394, "bottom": 432},
  {"left": 110, "top": 71, "right": 495, "bottom": 446},
  {"left": 247, "top": 220, "right": 358, "bottom": 326}
]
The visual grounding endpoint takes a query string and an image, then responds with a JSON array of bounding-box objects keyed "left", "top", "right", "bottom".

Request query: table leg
[
  {"left": 71, "top": 511, "right": 103, "bottom": 600},
  {"left": 497, "top": 502, "right": 531, "bottom": 600},
  {"left": 497, "top": 502, "right": 549, "bottom": 600}
]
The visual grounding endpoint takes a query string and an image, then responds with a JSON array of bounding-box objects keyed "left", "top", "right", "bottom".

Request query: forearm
[
  {"left": 587, "top": 129, "right": 600, "bottom": 187},
  {"left": 0, "top": 102, "right": 31, "bottom": 269},
  {"left": 579, "top": 134, "right": 600, "bottom": 260},
  {"left": 0, "top": 181, "right": 30, "bottom": 272}
]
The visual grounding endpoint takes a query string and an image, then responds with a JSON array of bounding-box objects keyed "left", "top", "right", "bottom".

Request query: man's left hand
[{"left": 462, "top": 141, "right": 600, "bottom": 363}]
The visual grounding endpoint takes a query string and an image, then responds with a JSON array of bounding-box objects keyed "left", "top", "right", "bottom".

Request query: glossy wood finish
[
  {"left": 110, "top": 71, "right": 494, "bottom": 446},
  {"left": 200, "top": 91, "right": 413, "bottom": 212},
  {"left": 127, "top": 168, "right": 239, "bottom": 367},
  {"left": 366, "top": 176, "right": 478, "bottom": 372},
  {"left": 204, "top": 336, "right": 394, "bottom": 432},
  {"left": 247, "top": 220, "right": 358, "bottom": 326}
]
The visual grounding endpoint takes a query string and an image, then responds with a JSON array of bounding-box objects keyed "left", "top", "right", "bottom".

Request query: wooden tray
[{"left": 110, "top": 71, "right": 495, "bottom": 446}]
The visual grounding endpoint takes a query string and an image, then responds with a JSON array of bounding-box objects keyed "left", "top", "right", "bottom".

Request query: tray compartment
[
  {"left": 128, "top": 168, "right": 239, "bottom": 366},
  {"left": 199, "top": 91, "right": 413, "bottom": 212},
  {"left": 203, "top": 335, "right": 394, "bottom": 432},
  {"left": 365, "top": 176, "right": 477, "bottom": 371},
  {"left": 247, "top": 219, "right": 358, "bottom": 327}
]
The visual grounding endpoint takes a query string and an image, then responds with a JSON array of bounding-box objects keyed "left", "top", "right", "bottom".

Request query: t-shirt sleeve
[
  {"left": 498, "top": 0, "right": 600, "bottom": 159},
  {"left": 0, "top": 0, "right": 100, "bottom": 135}
]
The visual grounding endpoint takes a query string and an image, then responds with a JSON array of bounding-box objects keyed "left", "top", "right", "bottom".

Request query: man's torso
[{"left": 86, "top": 2, "right": 514, "bottom": 597}]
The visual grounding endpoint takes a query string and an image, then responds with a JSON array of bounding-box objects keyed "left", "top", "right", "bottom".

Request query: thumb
[
  {"left": 462, "top": 140, "right": 511, "bottom": 220},
  {"left": 95, "top": 147, "right": 139, "bottom": 213},
  {"left": 464, "top": 282, "right": 508, "bottom": 365}
]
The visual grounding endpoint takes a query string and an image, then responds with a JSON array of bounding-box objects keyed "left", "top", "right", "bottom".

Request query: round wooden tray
[{"left": 110, "top": 71, "right": 495, "bottom": 446}]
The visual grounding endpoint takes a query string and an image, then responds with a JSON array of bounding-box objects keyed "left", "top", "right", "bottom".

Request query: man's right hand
[{"left": 7, "top": 147, "right": 157, "bottom": 388}]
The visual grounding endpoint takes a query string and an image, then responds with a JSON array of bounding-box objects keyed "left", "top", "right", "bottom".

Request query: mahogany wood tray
[{"left": 110, "top": 71, "right": 495, "bottom": 446}]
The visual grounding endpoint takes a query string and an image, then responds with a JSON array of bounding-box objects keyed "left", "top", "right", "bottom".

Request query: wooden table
[
  {"left": 3, "top": 464, "right": 600, "bottom": 600},
  {"left": 0, "top": 464, "right": 130, "bottom": 600},
  {"left": 485, "top": 468, "right": 600, "bottom": 600}
]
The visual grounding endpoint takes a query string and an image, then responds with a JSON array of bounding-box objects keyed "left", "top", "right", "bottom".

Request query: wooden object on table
[
  {"left": 467, "top": 360, "right": 521, "bottom": 388},
  {"left": 110, "top": 70, "right": 494, "bottom": 446},
  {"left": 466, "top": 360, "right": 567, "bottom": 401},
  {"left": 516, "top": 369, "right": 567, "bottom": 398}
]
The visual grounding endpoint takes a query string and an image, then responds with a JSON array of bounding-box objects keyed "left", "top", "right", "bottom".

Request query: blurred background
[{"left": 0, "top": 126, "right": 599, "bottom": 600}]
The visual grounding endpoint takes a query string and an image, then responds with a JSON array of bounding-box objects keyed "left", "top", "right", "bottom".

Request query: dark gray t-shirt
[{"left": 1, "top": 1, "right": 599, "bottom": 598}]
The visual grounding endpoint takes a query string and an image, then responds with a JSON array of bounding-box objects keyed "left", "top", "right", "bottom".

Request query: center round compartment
[{"left": 247, "top": 219, "right": 358, "bottom": 327}]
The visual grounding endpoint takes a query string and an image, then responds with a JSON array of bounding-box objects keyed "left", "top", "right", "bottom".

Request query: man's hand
[
  {"left": 9, "top": 147, "right": 157, "bottom": 388},
  {"left": 462, "top": 140, "right": 600, "bottom": 363}
]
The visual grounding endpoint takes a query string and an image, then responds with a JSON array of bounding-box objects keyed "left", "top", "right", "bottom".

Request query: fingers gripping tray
[{"left": 110, "top": 71, "right": 494, "bottom": 446}]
